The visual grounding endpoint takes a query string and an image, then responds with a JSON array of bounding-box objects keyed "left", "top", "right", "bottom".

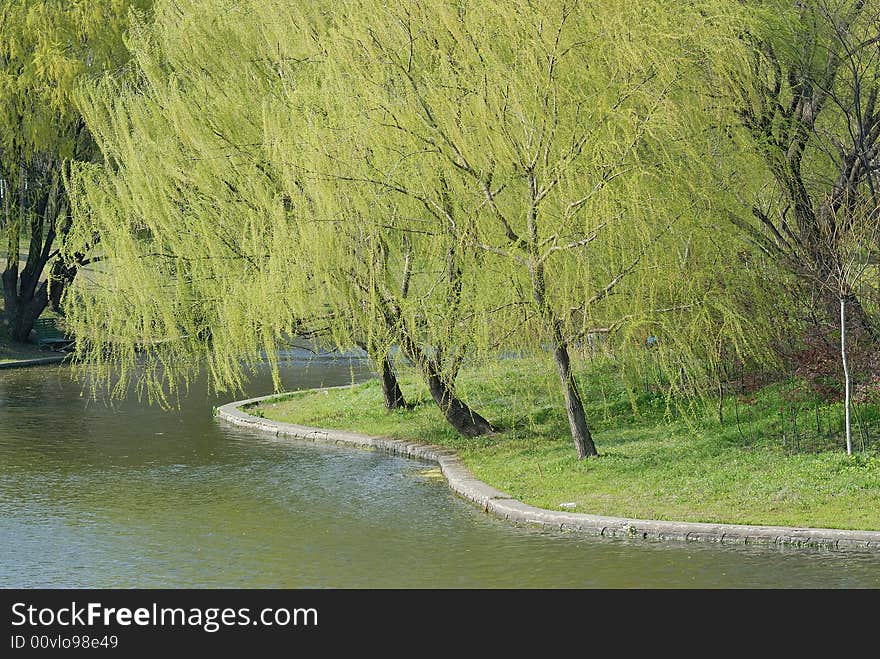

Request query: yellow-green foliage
[
  {"left": 1, "top": 0, "right": 151, "bottom": 322},
  {"left": 64, "top": 0, "right": 790, "bottom": 415},
  {"left": 0, "top": 0, "right": 150, "bottom": 160},
  {"left": 290, "top": 0, "right": 786, "bottom": 397},
  {"left": 65, "top": 0, "right": 308, "bottom": 402}
]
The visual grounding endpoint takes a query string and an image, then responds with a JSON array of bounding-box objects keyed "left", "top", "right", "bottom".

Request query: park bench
[{"left": 33, "top": 317, "right": 73, "bottom": 350}]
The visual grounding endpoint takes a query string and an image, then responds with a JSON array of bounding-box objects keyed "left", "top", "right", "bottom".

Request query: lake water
[{"left": 2, "top": 357, "right": 879, "bottom": 588}]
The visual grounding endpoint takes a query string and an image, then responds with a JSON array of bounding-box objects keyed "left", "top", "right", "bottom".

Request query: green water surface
[{"left": 2, "top": 357, "right": 879, "bottom": 588}]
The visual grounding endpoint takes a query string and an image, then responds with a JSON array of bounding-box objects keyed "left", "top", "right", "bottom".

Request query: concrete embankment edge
[
  {"left": 216, "top": 391, "right": 880, "bottom": 552},
  {"left": 0, "top": 355, "right": 69, "bottom": 369}
]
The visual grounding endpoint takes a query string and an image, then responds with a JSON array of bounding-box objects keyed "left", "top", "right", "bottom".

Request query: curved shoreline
[
  {"left": 0, "top": 354, "right": 70, "bottom": 370},
  {"left": 217, "top": 391, "right": 880, "bottom": 552}
]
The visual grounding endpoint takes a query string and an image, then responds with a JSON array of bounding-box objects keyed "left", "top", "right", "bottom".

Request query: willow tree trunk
[
  {"left": 356, "top": 341, "right": 408, "bottom": 410},
  {"left": 378, "top": 352, "right": 408, "bottom": 410},
  {"left": 551, "top": 322, "right": 599, "bottom": 459},
  {"left": 389, "top": 315, "right": 495, "bottom": 437},
  {"left": 6, "top": 295, "right": 48, "bottom": 342},
  {"left": 531, "top": 246, "right": 598, "bottom": 458},
  {"left": 48, "top": 258, "right": 77, "bottom": 314},
  {"left": 2, "top": 161, "right": 75, "bottom": 343},
  {"left": 3, "top": 259, "right": 75, "bottom": 343},
  {"left": 425, "top": 370, "right": 495, "bottom": 437},
  {"left": 2, "top": 264, "right": 50, "bottom": 342}
]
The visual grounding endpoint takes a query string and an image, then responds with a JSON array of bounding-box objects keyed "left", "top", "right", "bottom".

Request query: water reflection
[{"left": 1, "top": 356, "right": 879, "bottom": 588}]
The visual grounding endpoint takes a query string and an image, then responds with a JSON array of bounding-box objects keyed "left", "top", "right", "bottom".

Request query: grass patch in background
[{"left": 254, "top": 355, "right": 880, "bottom": 531}]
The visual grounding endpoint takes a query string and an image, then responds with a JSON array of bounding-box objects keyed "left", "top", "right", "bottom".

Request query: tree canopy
[
  {"left": 1, "top": 0, "right": 151, "bottom": 341},
  {"left": 57, "top": 0, "right": 880, "bottom": 457}
]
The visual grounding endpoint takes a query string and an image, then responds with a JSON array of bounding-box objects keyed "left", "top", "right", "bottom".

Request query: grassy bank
[
  {"left": 0, "top": 338, "right": 55, "bottom": 363},
  {"left": 253, "top": 356, "right": 880, "bottom": 531}
]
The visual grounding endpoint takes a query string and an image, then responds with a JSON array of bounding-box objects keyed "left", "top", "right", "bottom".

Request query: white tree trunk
[{"left": 841, "top": 297, "right": 852, "bottom": 456}]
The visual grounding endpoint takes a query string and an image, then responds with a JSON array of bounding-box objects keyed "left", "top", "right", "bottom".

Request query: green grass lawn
[{"left": 253, "top": 355, "right": 880, "bottom": 531}]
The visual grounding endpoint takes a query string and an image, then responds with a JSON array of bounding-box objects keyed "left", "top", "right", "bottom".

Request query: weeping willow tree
[
  {"left": 62, "top": 0, "right": 495, "bottom": 431},
  {"left": 64, "top": 0, "right": 318, "bottom": 403},
  {"left": 64, "top": 0, "right": 481, "bottom": 421},
  {"left": 609, "top": 2, "right": 800, "bottom": 417},
  {"left": 292, "top": 0, "right": 730, "bottom": 457},
  {"left": 258, "top": 3, "right": 503, "bottom": 436},
  {"left": 65, "top": 0, "right": 786, "bottom": 454},
  {"left": 0, "top": 0, "right": 151, "bottom": 342}
]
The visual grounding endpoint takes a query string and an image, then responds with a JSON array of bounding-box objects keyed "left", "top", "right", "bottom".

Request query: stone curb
[
  {"left": 0, "top": 354, "right": 70, "bottom": 370},
  {"left": 216, "top": 390, "right": 880, "bottom": 552}
]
